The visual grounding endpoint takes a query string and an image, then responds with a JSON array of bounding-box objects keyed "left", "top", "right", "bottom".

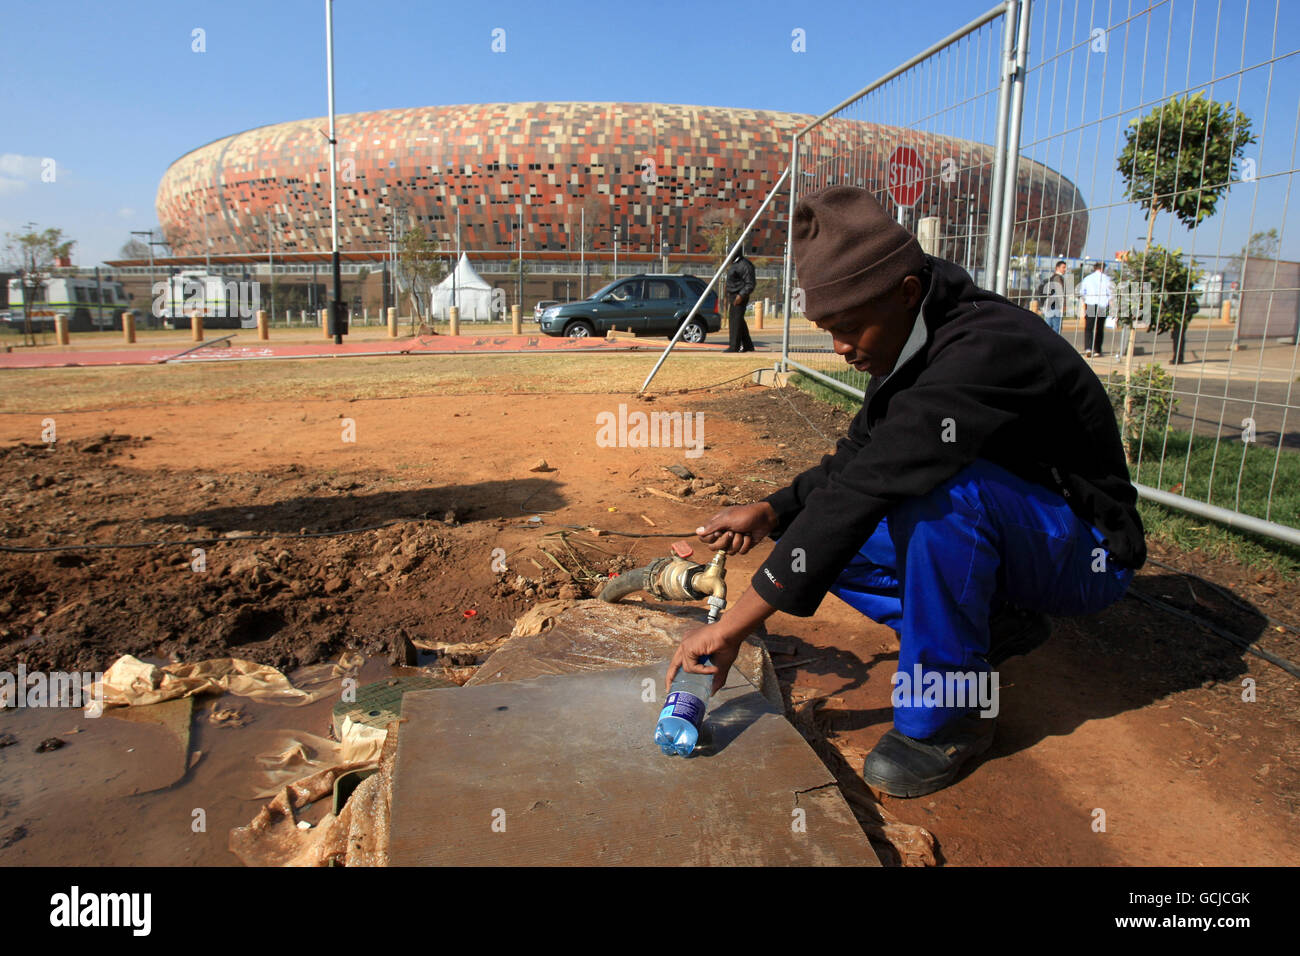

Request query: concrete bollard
[
  {"left": 320, "top": 309, "right": 329, "bottom": 339},
  {"left": 55, "top": 313, "right": 70, "bottom": 345},
  {"left": 256, "top": 309, "right": 269, "bottom": 340},
  {"left": 1221, "top": 300, "right": 1233, "bottom": 324},
  {"left": 917, "top": 216, "right": 941, "bottom": 256},
  {"left": 755, "top": 300, "right": 765, "bottom": 331},
  {"left": 122, "top": 311, "right": 135, "bottom": 343},
  {"left": 511, "top": 304, "right": 522, "bottom": 335},
  {"left": 191, "top": 313, "right": 203, "bottom": 342},
  {"left": 449, "top": 306, "right": 460, "bottom": 337},
  {"left": 387, "top": 307, "right": 398, "bottom": 338}
]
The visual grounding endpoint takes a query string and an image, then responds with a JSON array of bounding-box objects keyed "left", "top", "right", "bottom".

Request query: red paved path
[{"left": 0, "top": 334, "right": 722, "bottom": 369}]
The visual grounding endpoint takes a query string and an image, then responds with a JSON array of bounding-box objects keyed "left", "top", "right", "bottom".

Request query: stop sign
[{"left": 887, "top": 146, "right": 926, "bottom": 207}]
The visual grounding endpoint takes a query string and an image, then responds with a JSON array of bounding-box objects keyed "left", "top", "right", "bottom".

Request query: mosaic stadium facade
[{"left": 156, "top": 102, "right": 1088, "bottom": 261}]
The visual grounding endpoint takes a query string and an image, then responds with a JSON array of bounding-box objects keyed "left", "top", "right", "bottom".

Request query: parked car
[
  {"left": 538, "top": 275, "right": 720, "bottom": 341},
  {"left": 533, "top": 300, "right": 560, "bottom": 322}
]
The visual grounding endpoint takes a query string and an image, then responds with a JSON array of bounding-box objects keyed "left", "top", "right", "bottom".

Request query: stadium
[{"left": 154, "top": 101, "right": 1088, "bottom": 270}]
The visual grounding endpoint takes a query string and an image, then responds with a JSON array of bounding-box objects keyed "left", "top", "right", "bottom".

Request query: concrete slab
[
  {"left": 389, "top": 661, "right": 879, "bottom": 866},
  {"left": 464, "top": 600, "right": 784, "bottom": 711}
]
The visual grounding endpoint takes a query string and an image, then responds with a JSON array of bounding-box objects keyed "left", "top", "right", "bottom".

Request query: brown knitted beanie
[{"left": 793, "top": 186, "right": 927, "bottom": 321}]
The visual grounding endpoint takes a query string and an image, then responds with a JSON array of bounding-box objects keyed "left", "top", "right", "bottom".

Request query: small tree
[
  {"left": 1125, "top": 244, "right": 1202, "bottom": 362},
  {"left": 119, "top": 236, "right": 150, "bottom": 259},
  {"left": 1117, "top": 92, "right": 1254, "bottom": 363},
  {"left": 698, "top": 208, "right": 743, "bottom": 272},
  {"left": 3, "top": 225, "right": 75, "bottom": 344},
  {"left": 1103, "top": 363, "right": 1180, "bottom": 453},
  {"left": 578, "top": 195, "right": 605, "bottom": 256},
  {"left": 397, "top": 229, "right": 442, "bottom": 328},
  {"left": 1229, "top": 227, "right": 1280, "bottom": 283}
]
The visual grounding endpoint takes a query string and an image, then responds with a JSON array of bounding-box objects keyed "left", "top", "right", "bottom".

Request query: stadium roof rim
[{"left": 163, "top": 101, "right": 817, "bottom": 168}]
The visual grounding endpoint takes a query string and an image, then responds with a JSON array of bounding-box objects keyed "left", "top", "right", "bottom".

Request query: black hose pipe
[{"left": 599, "top": 566, "right": 652, "bottom": 602}]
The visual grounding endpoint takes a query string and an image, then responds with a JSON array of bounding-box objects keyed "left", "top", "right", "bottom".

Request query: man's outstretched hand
[
  {"left": 696, "top": 501, "right": 779, "bottom": 556},
  {"left": 665, "top": 622, "right": 742, "bottom": 695},
  {"left": 663, "top": 510, "right": 783, "bottom": 695}
]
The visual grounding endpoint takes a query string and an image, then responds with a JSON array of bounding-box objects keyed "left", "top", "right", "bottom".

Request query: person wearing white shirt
[{"left": 1078, "top": 263, "right": 1114, "bottom": 357}]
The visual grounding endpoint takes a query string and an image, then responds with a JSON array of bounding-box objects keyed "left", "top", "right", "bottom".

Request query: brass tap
[
  {"left": 600, "top": 548, "right": 728, "bottom": 621},
  {"left": 691, "top": 551, "right": 728, "bottom": 622}
]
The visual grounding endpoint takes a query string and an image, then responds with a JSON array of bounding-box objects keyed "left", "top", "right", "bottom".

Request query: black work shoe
[
  {"left": 862, "top": 712, "right": 997, "bottom": 798},
  {"left": 986, "top": 603, "right": 1051, "bottom": 667}
]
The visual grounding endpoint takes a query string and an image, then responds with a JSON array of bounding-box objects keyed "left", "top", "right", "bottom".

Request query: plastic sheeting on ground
[
  {"left": 91, "top": 653, "right": 362, "bottom": 708},
  {"left": 228, "top": 720, "right": 398, "bottom": 867},
  {"left": 249, "top": 727, "right": 386, "bottom": 799}
]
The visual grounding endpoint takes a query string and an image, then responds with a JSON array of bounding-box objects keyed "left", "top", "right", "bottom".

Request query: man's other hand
[{"left": 696, "top": 501, "right": 779, "bottom": 556}]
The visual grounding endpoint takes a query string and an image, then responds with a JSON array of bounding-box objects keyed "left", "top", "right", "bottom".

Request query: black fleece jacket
[
  {"left": 752, "top": 256, "right": 1145, "bottom": 617},
  {"left": 726, "top": 256, "right": 756, "bottom": 297}
]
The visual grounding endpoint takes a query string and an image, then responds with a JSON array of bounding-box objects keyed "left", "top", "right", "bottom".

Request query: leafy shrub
[{"left": 1104, "top": 362, "right": 1180, "bottom": 449}]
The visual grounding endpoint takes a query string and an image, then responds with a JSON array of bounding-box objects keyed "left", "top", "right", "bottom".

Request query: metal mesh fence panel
[
  {"left": 781, "top": 3, "right": 1016, "bottom": 399},
  {"left": 780, "top": 0, "right": 1300, "bottom": 541},
  {"left": 1014, "top": 0, "right": 1300, "bottom": 539}
]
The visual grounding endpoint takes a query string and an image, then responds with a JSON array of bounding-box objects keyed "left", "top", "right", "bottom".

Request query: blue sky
[{"left": 1, "top": 0, "right": 1295, "bottom": 268}]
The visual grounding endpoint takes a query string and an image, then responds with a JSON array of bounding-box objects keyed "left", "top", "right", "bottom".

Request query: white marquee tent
[{"left": 431, "top": 254, "right": 497, "bottom": 320}]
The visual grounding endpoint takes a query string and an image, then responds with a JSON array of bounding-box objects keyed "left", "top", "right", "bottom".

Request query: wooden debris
[{"left": 644, "top": 486, "right": 684, "bottom": 503}]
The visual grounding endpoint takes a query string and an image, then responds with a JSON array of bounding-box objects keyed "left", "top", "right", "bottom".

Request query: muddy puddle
[{"left": 0, "top": 655, "right": 409, "bottom": 866}]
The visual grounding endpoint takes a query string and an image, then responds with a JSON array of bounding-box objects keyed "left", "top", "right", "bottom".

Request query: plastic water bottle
[{"left": 654, "top": 655, "right": 712, "bottom": 756}]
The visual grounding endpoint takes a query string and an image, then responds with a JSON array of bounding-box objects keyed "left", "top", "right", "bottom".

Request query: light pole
[
  {"left": 324, "top": 0, "right": 344, "bottom": 343},
  {"left": 513, "top": 169, "right": 526, "bottom": 310},
  {"left": 264, "top": 213, "right": 278, "bottom": 321}
]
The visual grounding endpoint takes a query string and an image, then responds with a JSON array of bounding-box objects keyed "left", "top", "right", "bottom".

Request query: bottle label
[{"left": 659, "top": 691, "right": 705, "bottom": 728}]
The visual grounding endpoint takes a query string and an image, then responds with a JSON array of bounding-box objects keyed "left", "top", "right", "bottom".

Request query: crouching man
[{"left": 665, "top": 186, "right": 1145, "bottom": 798}]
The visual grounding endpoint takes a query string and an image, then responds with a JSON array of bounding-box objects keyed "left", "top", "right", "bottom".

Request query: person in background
[
  {"left": 1078, "top": 262, "right": 1114, "bottom": 357},
  {"left": 724, "top": 243, "right": 757, "bottom": 353},
  {"left": 1037, "top": 259, "right": 1068, "bottom": 335}
]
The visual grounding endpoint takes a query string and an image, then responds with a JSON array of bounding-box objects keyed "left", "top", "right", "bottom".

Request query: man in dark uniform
[
  {"left": 724, "top": 243, "right": 757, "bottom": 352},
  {"left": 666, "top": 186, "right": 1145, "bottom": 797}
]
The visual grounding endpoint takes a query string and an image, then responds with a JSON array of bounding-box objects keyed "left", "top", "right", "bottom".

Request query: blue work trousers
[{"left": 823, "top": 459, "right": 1134, "bottom": 737}]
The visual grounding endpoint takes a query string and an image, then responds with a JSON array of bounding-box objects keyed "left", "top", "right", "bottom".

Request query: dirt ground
[{"left": 0, "top": 353, "right": 1297, "bottom": 866}]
